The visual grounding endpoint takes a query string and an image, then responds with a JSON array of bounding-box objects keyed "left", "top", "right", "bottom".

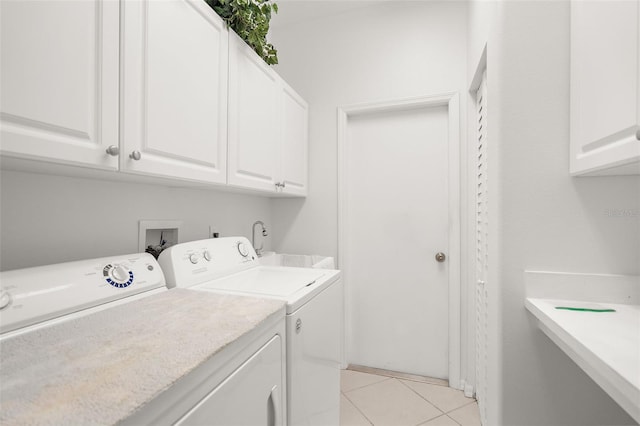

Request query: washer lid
[{"left": 198, "top": 266, "right": 327, "bottom": 297}]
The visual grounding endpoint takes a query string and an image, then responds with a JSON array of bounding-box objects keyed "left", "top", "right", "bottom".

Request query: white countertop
[
  {"left": 526, "top": 298, "right": 640, "bottom": 423},
  {"left": 0, "top": 288, "right": 285, "bottom": 425}
]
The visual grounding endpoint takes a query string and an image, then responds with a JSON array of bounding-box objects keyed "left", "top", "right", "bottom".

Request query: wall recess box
[{"left": 138, "top": 220, "right": 182, "bottom": 252}]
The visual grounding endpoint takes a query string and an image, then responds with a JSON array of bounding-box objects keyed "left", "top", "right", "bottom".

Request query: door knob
[{"left": 435, "top": 252, "right": 446, "bottom": 262}]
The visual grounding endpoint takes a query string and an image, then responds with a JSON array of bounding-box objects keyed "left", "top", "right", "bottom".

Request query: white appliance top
[
  {"left": 201, "top": 266, "right": 325, "bottom": 296},
  {"left": 0, "top": 253, "right": 166, "bottom": 335},
  {"left": 158, "top": 237, "right": 341, "bottom": 313}
]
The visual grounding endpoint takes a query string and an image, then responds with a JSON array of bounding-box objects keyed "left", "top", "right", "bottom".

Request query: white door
[
  {"left": 121, "top": 0, "right": 228, "bottom": 183},
  {"left": 228, "top": 32, "right": 280, "bottom": 192},
  {"left": 279, "top": 82, "right": 308, "bottom": 196},
  {"left": 0, "top": 0, "right": 119, "bottom": 169},
  {"left": 345, "top": 105, "right": 450, "bottom": 379}
]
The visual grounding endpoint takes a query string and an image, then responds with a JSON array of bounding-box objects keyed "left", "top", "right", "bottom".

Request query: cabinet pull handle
[
  {"left": 268, "top": 385, "right": 280, "bottom": 426},
  {"left": 105, "top": 145, "right": 119, "bottom": 156},
  {"left": 129, "top": 150, "right": 142, "bottom": 161}
]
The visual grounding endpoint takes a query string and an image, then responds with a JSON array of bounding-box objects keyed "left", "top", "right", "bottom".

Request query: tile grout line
[
  {"left": 446, "top": 398, "right": 478, "bottom": 415},
  {"left": 414, "top": 414, "right": 463, "bottom": 426},
  {"left": 394, "top": 378, "right": 445, "bottom": 424},
  {"left": 341, "top": 390, "right": 375, "bottom": 426},
  {"left": 347, "top": 366, "right": 449, "bottom": 387},
  {"left": 397, "top": 377, "right": 478, "bottom": 415},
  {"left": 341, "top": 375, "right": 392, "bottom": 394},
  {"left": 341, "top": 372, "right": 478, "bottom": 426}
]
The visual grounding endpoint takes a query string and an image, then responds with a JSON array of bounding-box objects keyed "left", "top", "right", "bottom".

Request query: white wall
[
  {"left": 0, "top": 170, "right": 272, "bottom": 270},
  {"left": 481, "top": 1, "right": 640, "bottom": 424},
  {"left": 270, "top": 0, "right": 471, "bottom": 382},
  {"left": 270, "top": 1, "right": 467, "bottom": 258}
]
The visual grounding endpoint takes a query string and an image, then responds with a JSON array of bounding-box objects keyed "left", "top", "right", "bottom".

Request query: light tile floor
[{"left": 340, "top": 370, "right": 481, "bottom": 426}]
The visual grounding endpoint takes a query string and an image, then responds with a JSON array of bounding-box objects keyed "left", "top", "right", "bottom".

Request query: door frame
[{"left": 337, "top": 92, "right": 461, "bottom": 388}]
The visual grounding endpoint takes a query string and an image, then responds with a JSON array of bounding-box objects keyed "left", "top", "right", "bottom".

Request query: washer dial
[{"left": 103, "top": 264, "right": 134, "bottom": 288}]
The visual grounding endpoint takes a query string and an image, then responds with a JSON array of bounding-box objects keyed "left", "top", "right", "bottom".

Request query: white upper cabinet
[
  {"left": 227, "top": 31, "right": 281, "bottom": 192},
  {"left": 0, "top": 0, "right": 120, "bottom": 170},
  {"left": 121, "top": 0, "right": 228, "bottom": 184},
  {"left": 228, "top": 32, "right": 309, "bottom": 196},
  {"left": 280, "top": 83, "right": 309, "bottom": 196},
  {"left": 1, "top": 0, "right": 308, "bottom": 195},
  {"left": 570, "top": 0, "right": 640, "bottom": 175}
]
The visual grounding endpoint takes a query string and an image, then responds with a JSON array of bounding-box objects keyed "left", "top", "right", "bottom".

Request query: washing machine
[{"left": 159, "top": 236, "right": 342, "bottom": 426}]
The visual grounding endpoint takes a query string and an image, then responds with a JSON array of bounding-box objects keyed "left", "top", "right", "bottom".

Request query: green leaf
[{"left": 206, "top": 0, "right": 279, "bottom": 65}]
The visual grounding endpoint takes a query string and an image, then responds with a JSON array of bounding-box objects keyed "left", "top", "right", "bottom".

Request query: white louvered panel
[{"left": 475, "top": 70, "right": 488, "bottom": 426}]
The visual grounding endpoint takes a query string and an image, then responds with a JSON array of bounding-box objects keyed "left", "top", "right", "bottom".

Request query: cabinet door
[
  {"left": 570, "top": 0, "right": 640, "bottom": 175},
  {"left": 280, "top": 83, "right": 309, "bottom": 196},
  {"left": 228, "top": 32, "right": 280, "bottom": 192},
  {"left": 121, "top": 0, "right": 228, "bottom": 184},
  {"left": 176, "top": 335, "right": 284, "bottom": 426},
  {"left": 0, "top": 0, "right": 119, "bottom": 170}
]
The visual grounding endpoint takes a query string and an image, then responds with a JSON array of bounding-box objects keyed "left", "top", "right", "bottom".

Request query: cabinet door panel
[
  {"left": 281, "top": 84, "right": 308, "bottom": 196},
  {"left": 570, "top": 0, "right": 640, "bottom": 174},
  {"left": 0, "top": 0, "right": 119, "bottom": 169},
  {"left": 122, "top": 0, "right": 227, "bottom": 183},
  {"left": 228, "top": 33, "right": 280, "bottom": 191},
  {"left": 176, "top": 335, "right": 283, "bottom": 426}
]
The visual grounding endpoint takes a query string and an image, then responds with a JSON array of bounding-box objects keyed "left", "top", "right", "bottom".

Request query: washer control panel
[
  {"left": 0, "top": 253, "right": 165, "bottom": 335},
  {"left": 158, "top": 237, "right": 259, "bottom": 289}
]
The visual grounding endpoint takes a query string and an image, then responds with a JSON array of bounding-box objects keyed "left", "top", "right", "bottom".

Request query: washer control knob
[
  {"left": 237, "top": 242, "right": 249, "bottom": 257},
  {"left": 189, "top": 253, "right": 199, "bottom": 264},
  {"left": 203, "top": 250, "right": 212, "bottom": 261},
  {"left": 0, "top": 290, "right": 12, "bottom": 310}
]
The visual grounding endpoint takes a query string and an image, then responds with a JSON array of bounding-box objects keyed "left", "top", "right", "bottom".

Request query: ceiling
[{"left": 270, "top": 1, "right": 386, "bottom": 29}]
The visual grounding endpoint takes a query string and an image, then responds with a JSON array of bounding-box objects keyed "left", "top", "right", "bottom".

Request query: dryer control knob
[
  {"left": 237, "top": 242, "right": 249, "bottom": 257},
  {"left": 110, "top": 265, "right": 129, "bottom": 283},
  {"left": 0, "top": 290, "right": 12, "bottom": 310},
  {"left": 203, "top": 250, "right": 212, "bottom": 261},
  {"left": 189, "top": 253, "right": 199, "bottom": 264}
]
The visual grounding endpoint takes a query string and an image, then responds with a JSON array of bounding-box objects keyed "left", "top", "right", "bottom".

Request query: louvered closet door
[{"left": 475, "top": 70, "right": 488, "bottom": 426}]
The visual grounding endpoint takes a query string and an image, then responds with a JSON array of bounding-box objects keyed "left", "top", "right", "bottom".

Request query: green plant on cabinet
[{"left": 206, "top": 0, "right": 278, "bottom": 65}]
